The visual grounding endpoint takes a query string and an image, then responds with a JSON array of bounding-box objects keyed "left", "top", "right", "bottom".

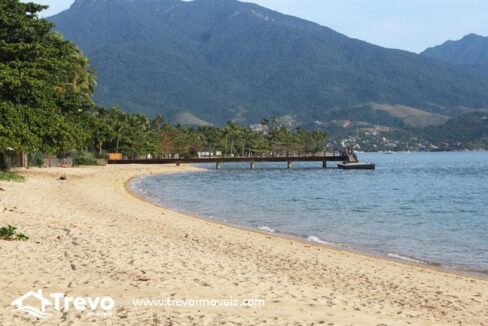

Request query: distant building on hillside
[{"left": 250, "top": 124, "right": 269, "bottom": 134}]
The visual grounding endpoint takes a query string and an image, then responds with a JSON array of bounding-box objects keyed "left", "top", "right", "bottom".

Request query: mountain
[
  {"left": 50, "top": 0, "right": 488, "bottom": 126},
  {"left": 422, "top": 112, "right": 488, "bottom": 149},
  {"left": 422, "top": 34, "right": 488, "bottom": 65}
]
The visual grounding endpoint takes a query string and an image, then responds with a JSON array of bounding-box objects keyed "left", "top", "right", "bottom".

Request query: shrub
[
  {"left": 36, "top": 157, "right": 44, "bottom": 168},
  {"left": 0, "top": 225, "right": 29, "bottom": 241},
  {"left": 73, "top": 154, "right": 98, "bottom": 166}
]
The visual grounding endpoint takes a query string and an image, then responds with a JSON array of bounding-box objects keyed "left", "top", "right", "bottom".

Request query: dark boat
[{"left": 337, "top": 162, "right": 375, "bottom": 170}]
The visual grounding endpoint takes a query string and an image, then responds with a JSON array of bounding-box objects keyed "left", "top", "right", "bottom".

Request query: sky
[{"left": 32, "top": 0, "right": 488, "bottom": 53}]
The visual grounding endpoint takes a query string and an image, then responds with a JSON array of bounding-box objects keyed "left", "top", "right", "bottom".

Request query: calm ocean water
[{"left": 131, "top": 152, "right": 488, "bottom": 273}]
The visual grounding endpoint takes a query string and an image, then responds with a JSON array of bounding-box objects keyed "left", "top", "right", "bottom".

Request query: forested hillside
[
  {"left": 51, "top": 0, "right": 488, "bottom": 126},
  {"left": 422, "top": 34, "right": 488, "bottom": 65}
]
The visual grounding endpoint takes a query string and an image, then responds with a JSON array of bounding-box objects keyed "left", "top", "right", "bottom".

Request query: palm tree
[
  {"left": 223, "top": 121, "right": 239, "bottom": 156},
  {"left": 64, "top": 50, "right": 97, "bottom": 102},
  {"left": 239, "top": 127, "right": 253, "bottom": 157},
  {"left": 108, "top": 108, "right": 128, "bottom": 152},
  {"left": 91, "top": 107, "right": 114, "bottom": 156},
  {"left": 309, "top": 131, "right": 328, "bottom": 154}
]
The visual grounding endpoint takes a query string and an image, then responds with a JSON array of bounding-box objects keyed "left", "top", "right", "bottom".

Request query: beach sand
[{"left": 1, "top": 165, "right": 487, "bottom": 325}]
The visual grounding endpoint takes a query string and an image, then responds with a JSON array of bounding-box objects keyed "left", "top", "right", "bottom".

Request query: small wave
[
  {"left": 387, "top": 253, "right": 424, "bottom": 264},
  {"left": 129, "top": 183, "right": 146, "bottom": 194},
  {"left": 307, "top": 236, "right": 334, "bottom": 246},
  {"left": 287, "top": 198, "right": 302, "bottom": 202},
  {"left": 258, "top": 226, "right": 275, "bottom": 233}
]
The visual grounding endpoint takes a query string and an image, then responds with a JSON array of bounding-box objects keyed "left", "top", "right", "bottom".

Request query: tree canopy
[
  {"left": 85, "top": 111, "right": 328, "bottom": 160},
  {"left": 0, "top": 0, "right": 95, "bottom": 160}
]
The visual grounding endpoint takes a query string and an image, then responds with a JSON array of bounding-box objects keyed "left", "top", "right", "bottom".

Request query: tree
[
  {"left": 199, "top": 125, "right": 223, "bottom": 155},
  {"left": 186, "top": 128, "right": 205, "bottom": 157},
  {"left": 122, "top": 114, "right": 149, "bottom": 159},
  {"left": 149, "top": 115, "right": 165, "bottom": 131},
  {"left": 223, "top": 121, "right": 239, "bottom": 156},
  {"left": 268, "top": 126, "right": 292, "bottom": 156},
  {"left": 62, "top": 50, "right": 96, "bottom": 103},
  {"left": 0, "top": 0, "right": 95, "bottom": 167},
  {"left": 295, "top": 126, "right": 308, "bottom": 155},
  {"left": 249, "top": 132, "right": 269, "bottom": 157},
  {"left": 238, "top": 127, "right": 253, "bottom": 156},
  {"left": 90, "top": 107, "right": 114, "bottom": 156},
  {"left": 107, "top": 108, "right": 128, "bottom": 152},
  {"left": 173, "top": 126, "right": 190, "bottom": 156},
  {"left": 158, "top": 125, "right": 177, "bottom": 158},
  {"left": 308, "top": 131, "right": 328, "bottom": 154}
]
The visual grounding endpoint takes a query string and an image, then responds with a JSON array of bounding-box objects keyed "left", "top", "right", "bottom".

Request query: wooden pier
[{"left": 108, "top": 153, "right": 348, "bottom": 169}]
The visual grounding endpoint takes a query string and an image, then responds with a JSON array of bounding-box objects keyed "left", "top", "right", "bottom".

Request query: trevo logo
[{"left": 11, "top": 289, "right": 115, "bottom": 319}]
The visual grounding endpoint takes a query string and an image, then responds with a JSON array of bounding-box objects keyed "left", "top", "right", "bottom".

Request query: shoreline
[
  {"left": 126, "top": 170, "right": 488, "bottom": 281},
  {"left": 1, "top": 165, "right": 487, "bottom": 325}
]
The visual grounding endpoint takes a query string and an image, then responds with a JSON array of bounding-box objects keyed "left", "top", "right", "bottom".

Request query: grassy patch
[
  {"left": 0, "top": 225, "right": 29, "bottom": 241},
  {"left": 0, "top": 171, "right": 24, "bottom": 182}
]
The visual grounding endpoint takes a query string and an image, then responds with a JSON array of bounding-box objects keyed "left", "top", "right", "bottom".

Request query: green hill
[
  {"left": 50, "top": 0, "right": 488, "bottom": 126},
  {"left": 422, "top": 34, "right": 488, "bottom": 65},
  {"left": 421, "top": 112, "right": 488, "bottom": 149}
]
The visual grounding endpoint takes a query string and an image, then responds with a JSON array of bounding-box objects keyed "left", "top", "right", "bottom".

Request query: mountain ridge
[
  {"left": 422, "top": 33, "right": 488, "bottom": 65},
  {"left": 50, "top": 0, "right": 488, "bottom": 126}
]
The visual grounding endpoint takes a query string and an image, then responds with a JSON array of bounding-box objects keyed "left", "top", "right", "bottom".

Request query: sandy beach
[{"left": 1, "top": 165, "right": 487, "bottom": 325}]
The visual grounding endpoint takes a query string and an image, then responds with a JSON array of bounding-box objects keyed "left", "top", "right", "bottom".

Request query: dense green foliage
[
  {"left": 420, "top": 112, "right": 488, "bottom": 149},
  {"left": 0, "top": 0, "right": 96, "bottom": 167},
  {"left": 0, "top": 225, "right": 29, "bottom": 241},
  {"left": 73, "top": 153, "right": 99, "bottom": 166},
  {"left": 422, "top": 34, "right": 488, "bottom": 65},
  {"left": 51, "top": 0, "right": 488, "bottom": 126},
  {"left": 86, "top": 112, "right": 328, "bottom": 158}
]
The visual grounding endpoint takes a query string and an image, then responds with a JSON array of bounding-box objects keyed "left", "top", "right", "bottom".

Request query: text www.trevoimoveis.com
[{"left": 132, "top": 297, "right": 265, "bottom": 308}]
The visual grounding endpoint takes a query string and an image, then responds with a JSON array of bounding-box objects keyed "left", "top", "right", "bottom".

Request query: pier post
[
  {"left": 250, "top": 161, "right": 256, "bottom": 169},
  {"left": 216, "top": 162, "right": 222, "bottom": 170},
  {"left": 322, "top": 160, "right": 327, "bottom": 169},
  {"left": 287, "top": 161, "right": 292, "bottom": 169}
]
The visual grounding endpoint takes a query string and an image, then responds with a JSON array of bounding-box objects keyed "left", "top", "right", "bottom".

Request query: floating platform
[{"left": 337, "top": 162, "right": 376, "bottom": 170}]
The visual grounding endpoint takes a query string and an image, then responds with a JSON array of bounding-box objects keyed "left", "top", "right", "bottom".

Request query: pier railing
[{"left": 108, "top": 152, "right": 347, "bottom": 169}]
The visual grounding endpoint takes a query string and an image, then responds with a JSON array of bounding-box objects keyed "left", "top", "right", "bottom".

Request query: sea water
[{"left": 131, "top": 152, "right": 488, "bottom": 273}]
